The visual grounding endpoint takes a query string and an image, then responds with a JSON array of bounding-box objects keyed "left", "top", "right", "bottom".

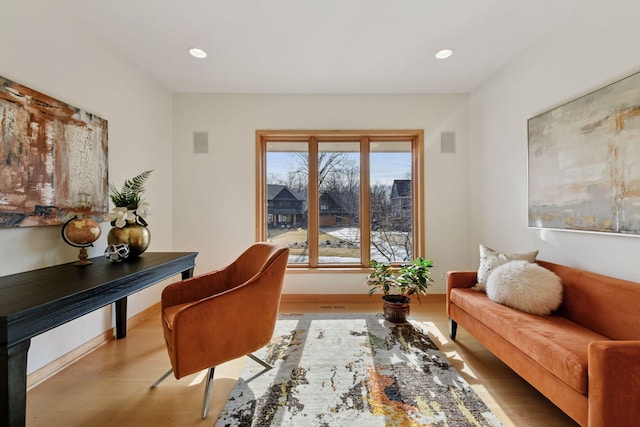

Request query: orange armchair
[{"left": 151, "top": 243, "right": 289, "bottom": 419}]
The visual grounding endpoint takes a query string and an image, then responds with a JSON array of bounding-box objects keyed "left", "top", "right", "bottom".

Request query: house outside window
[{"left": 256, "top": 130, "right": 424, "bottom": 268}]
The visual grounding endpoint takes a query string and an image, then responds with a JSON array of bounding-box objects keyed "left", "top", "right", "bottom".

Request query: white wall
[
  {"left": 172, "top": 94, "right": 471, "bottom": 294},
  {"left": 0, "top": 3, "right": 174, "bottom": 373},
  {"left": 468, "top": 0, "right": 640, "bottom": 282}
]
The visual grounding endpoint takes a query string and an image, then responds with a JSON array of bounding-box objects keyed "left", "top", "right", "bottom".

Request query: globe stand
[
  {"left": 75, "top": 247, "right": 92, "bottom": 266},
  {"left": 61, "top": 216, "right": 102, "bottom": 266}
]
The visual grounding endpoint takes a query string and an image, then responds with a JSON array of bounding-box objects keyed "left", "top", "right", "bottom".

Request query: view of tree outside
[
  {"left": 370, "top": 143, "right": 413, "bottom": 262},
  {"left": 265, "top": 140, "right": 413, "bottom": 264},
  {"left": 317, "top": 142, "right": 361, "bottom": 263},
  {"left": 266, "top": 142, "right": 309, "bottom": 264}
]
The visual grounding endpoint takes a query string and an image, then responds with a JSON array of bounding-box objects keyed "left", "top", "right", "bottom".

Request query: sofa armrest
[
  {"left": 588, "top": 340, "right": 640, "bottom": 427},
  {"left": 446, "top": 271, "right": 477, "bottom": 318},
  {"left": 446, "top": 271, "right": 478, "bottom": 291}
]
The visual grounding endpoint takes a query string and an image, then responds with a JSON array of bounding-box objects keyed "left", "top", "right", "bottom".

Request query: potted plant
[
  {"left": 366, "top": 257, "right": 434, "bottom": 323},
  {"left": 105, "top": 170, "right": 153, "bottom": 258},
  {"left": 106, "top": 170, "right": 153, "bottom": 227}
]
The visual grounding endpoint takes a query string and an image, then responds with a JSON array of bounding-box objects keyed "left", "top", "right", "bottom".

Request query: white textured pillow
[
  {"left": 486, "top": 260, "right": 563, "bottom": 315},
  {"left": 475, "top": 244, "right": 538, "bottom": 291}
]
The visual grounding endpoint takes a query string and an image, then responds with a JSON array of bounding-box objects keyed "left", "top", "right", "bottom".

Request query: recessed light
[
  {"left": 188, "top": 47, "right": 207, "bottom": 59},
  {"left": 435, "top": 49, "right": 453, "bottom": 59}
]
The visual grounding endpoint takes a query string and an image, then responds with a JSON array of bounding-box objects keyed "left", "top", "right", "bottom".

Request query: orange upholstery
[
  {"left": 446, "top": 262, "right": 640, "bottom": 427},
  {"left": 588, "top": 341, "right": 640, "bottom": 427},
  {"left": 161, "top": 243, "right": 289, "bottom": 379},
  {"left": 451, "top": 288, "right": 608, "bottom": 394}
]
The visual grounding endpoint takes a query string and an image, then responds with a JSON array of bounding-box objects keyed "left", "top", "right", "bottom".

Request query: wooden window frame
[{"left": 256, "top": 129, "right": 424, "bottom": 271}]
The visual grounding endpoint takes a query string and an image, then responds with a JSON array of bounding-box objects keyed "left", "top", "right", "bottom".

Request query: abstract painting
[
  {"left": 528, "top": 71, "right": 640, "bottom": 235},
  {"left": 0, "top": 76, "right": 108, "bottom": 227}
]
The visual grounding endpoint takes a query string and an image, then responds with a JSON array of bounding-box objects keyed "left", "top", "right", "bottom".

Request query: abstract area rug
[{"left": 215, "top": 313, "right": 502, "bottom": 427}]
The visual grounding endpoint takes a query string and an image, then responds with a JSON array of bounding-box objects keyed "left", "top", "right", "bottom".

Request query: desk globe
[{"left": 61, "top": 216, "right": 102, "bottom": 265}]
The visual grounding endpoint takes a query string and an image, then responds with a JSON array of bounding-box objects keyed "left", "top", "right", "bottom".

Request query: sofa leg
[{"left": 449, "top": 318, "right": 458, "bottom": 340}]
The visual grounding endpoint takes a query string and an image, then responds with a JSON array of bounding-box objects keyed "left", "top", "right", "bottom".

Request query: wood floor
[{"left": 26, "top": 297, "right": 579, "bottom": 427}]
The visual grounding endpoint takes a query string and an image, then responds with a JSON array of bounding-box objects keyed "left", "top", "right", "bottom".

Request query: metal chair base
[
  {"left": 151, "top": 353, "right": 273, "bottom": 420},
  {"left": 150, "top": 368, "right": 173, "bottom": 388},
  {"left": 201, "top": 367, "right": 215, "bottom": 419}
]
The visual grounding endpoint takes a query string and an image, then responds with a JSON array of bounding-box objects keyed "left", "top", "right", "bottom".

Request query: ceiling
[{"left": 55, "top": 0, "right": 583, "bottom": 94}]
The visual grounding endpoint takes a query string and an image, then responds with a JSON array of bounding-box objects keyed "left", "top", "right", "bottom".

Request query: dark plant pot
[{"left": 382, "top": 295, "right": 411, "bottom": 323}]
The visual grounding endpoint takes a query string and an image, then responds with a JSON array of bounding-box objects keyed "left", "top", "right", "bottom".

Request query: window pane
[
  {"left": 318, "top": 142, "right": 360, "bottom": 264},
  {"left": 266, "top": 142, "right": 308, "bottom": 264},
  {"left": 370, "top": 141, "right": 412, "bottom": 262},
  {"left": 258, "top": 131, "right": 422, "bottom": 269}
]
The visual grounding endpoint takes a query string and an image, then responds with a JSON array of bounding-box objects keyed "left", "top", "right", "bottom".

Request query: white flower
[
  {"left": 105, "top": 207, "right": 135, "bottom": 228},
  {"left": 105, "top": 207, "right": 126, "bottom": 223},
  {"left": 136, "top": 201, "right": 151, "bottom": 219}
]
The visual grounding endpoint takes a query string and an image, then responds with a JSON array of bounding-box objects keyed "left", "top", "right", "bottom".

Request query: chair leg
[
  {"left": 150, "top": 368, "right": 174, "bottom": 388},
  {"left": 248, "top": 353, "right": 272, "bottom": 370},
  {"left": 201, "top": 367, "right": 215, "bottom": 419},
  {"left": 200, "top": 354, "right": 270, "bottom": 419}
]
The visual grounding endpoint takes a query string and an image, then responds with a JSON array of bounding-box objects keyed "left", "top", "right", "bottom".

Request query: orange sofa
[{"left": 446, "top": 260, "right": 640, "bottom": 427}]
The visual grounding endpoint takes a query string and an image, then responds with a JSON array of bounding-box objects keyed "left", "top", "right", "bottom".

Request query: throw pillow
[
  {"left": 486, "top": 260, "right": 563, "bottom": 315},
  {"left": 475, "top": 244, "right": 538, "bottom": 291}
]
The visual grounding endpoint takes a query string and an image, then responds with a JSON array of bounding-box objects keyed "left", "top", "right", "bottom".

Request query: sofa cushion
[
  {"left": 450, "top": 288, "right": 609, "bottom": 394},
  {"left": 539, "top": 261, "right": 640, "bottom": 341},
  {"left": 486, "top": 260, "right": 563, "bottom": 315},
  {"left": 475, "top": 244, "right": 538, "bottom": 291}
]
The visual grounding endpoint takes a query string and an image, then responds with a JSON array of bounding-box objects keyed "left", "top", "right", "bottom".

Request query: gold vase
[{"left": 107, "top": 220, "right": 151, "bottom": 258}]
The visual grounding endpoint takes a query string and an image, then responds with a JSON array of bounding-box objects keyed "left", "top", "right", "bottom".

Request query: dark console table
[{"left": 0, "top": 251, "right": 198, "bottom": 427}]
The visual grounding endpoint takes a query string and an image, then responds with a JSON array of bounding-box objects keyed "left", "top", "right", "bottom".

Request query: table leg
[
  {"left": 114, "top": 267, "right": 193, "bottom": 340},
  {"left": 182, "top": 267, "right": 195, "bottom": 280},
  {"left": 115, "top": 297, "right": 128, "bottom": 339},
  {"left": 1, "top": 340, "right": 31, "bottom": 427}
]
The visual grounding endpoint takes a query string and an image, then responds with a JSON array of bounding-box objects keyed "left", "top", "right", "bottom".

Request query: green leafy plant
[
  {"left": 366, "top": 257, "right": 434, "bottom": 300},
  {"left": 108, "top": 170, "right": 153, "bottom": 209},
  {"left": 106, "top": 170, "right": 153, "bottom": 227},
  {"left": 396, "top": 257, "right": 434, "bottom": 297},
  {"left": 366, "top": 260, "right": 396, "bottom": 296}
]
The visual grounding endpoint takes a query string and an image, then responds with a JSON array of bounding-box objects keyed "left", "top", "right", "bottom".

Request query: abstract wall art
[
  {"left": 528, "top": 70, "right": 640, "bottom": 235},
  {"left": 0, "top": 76, "right": 108, "bottom": 228}
]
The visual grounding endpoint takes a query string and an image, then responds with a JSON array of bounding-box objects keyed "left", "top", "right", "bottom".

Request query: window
[{"left": 256, "top": 130, "right": 424, "bottom": 268}]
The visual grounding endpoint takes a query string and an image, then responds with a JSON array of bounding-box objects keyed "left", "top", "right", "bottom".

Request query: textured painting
[
  {"left": 528, "top": 71, "right": 640, "bottom": 235},
  {"left": 0, "top": 76, "right": 108, "bottom": 227}
]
